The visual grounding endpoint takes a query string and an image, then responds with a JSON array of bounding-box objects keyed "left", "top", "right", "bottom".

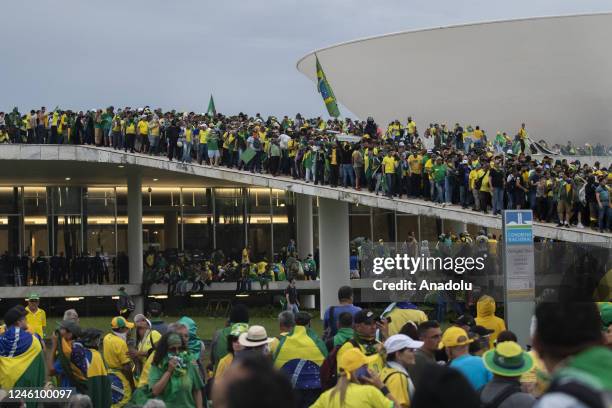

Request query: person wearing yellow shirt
[
  {"left": 148, "top": 117, "right": 160, "bottom": 155},
  {"left": 58, "top": 112, "right": 68, "bottom": 144},
  {"left": 478, "top": 161, "right": 492, "bottom": 214},
  {"left": 137, "top": 118, "right": 149, "bottom": 153},
  {"left": 469, "top": 164, "right": 484, "bottom": 211},
  {"left": 337, "top": 310, "right": 385, "bottom": 376},
  {"left": 518, "top": 123, "right": 528, "bottom": 153},
  {"left": 381, "top": 334, "right": 423, "bottom": 408},
  {"left": 214, "top": 323, "right": 248, "bottom": 380},
  {"left": 473, "top": 126, "right": 484, "bottom": 149},
  {"left": 313, "top": 347, "right": 398, "bottom": 408},
  {"left": 408, "top": 150, "right": 422, "bottom": 198},
  {"left": 182, "top": 124, "right": 194, "bottom": 163},
  {"left": 406, "top": 117, "right": 417, "bottom": 142},
  {"left": 125, "top": 115, "right": 137, "bottom": 153},
  {"left": 197, "top": 124, "right": 210, "bottom": 165},
  {"left": 103, "top": 316, "right": 135, "bottom": 404},
  {"left": 382, "top": 151, "right": 396, "bottom": 198},
  {"left": 131, "top": 314, "right": 162, "bottom": 380},
  {"left": 25, "top": 293, "right": 46, "bottom": 339},
  {"left": 111, "top": 114, "right": 123, "bottom": 150}
]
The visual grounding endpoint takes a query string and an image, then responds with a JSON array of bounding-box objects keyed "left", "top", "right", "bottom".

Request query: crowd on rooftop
[{"left": 1, "top": 106, "right": 611, "bottom": 233}]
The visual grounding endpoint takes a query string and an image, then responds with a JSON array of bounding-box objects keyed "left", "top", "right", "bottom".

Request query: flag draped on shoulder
[
  {"left": 207, "top": 94, "right": 217, "bottom": 116},
  {"left": 316, "top": 56, "right": 341, "bottom": 118},
  {"left": 0, "top": 327, "right": 46, "bottom": 390},
  {"left": 86, "top": 349, "right": 112, "bottom": 408},
  {"left": 272, "top": 325, "right": 327, "bottom": 390}
]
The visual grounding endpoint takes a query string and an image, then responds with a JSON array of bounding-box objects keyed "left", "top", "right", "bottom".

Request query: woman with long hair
[
  {"left": 148, "top": 332, "right": 204, "bottom": 408},
  {"left": 311, "top": 348, "right": 399, "bottom": 407}
]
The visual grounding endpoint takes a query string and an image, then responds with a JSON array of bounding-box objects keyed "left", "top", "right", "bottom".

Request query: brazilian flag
[
  {"left": 273, "top": 325, "right": 327, "bottom": 390},
  {"left": 316, "top": 56, "right": 341, "bottom": 118},
  {"left": 86, "top": 349, "right": 112, "bottom": 408},
  {"left": 0, "top": 327, "right": 46, "bottom": 408}
]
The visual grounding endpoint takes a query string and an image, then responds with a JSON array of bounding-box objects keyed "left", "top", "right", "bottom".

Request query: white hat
[
  {"left": 384, "top": 334, "right": 423, "bottom": 354},
  {"left": 238, "top": 325, "right": 273, "bottom": 347}
]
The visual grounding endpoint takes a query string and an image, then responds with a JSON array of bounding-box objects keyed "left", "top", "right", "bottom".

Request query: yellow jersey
[{"left": 25, "top": 307, "right": 46, "bottom": 339}]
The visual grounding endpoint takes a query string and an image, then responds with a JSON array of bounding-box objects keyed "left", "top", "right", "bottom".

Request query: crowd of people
[
  {"left": 0, "top": 288, "right": 610, "bottom": 407},
  {"left": 0, "top": 250, "right": 127, "bottom": 287},
  {"left": 1, "top": 107, "right": 611, "bottom": 233}
]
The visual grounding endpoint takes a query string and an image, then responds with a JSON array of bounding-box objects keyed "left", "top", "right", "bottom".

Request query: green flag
[
  {"left": 207, "top": 94, "right": 216, "bottom": 116},
  {"left": 316, "top": 56, "right": 340, "bottom": 118}
]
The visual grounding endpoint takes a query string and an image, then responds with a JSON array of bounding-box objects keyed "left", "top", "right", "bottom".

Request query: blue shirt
[
  {"left": 449, "top": 354, "right": 492, "bottom": 391},
  {"left": 596, "top": 185, "right": 610, "bottom": 206},
  {"left": 323, "top": 304, "right": 362, "bottom": 335},
  {"left": 349, "top": 255, "right": 359, "bottom": 270}
]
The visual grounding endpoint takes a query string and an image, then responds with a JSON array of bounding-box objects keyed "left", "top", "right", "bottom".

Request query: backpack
[
  {"left": 474, "top": 172, "right": 487, "bottom": 190},
  {"left": 321, "top": 306, "right": 336, "bottom": 344},
  {"left": 480, "top": 383, "right": 521, "bottom": 408},
  {"left": 319, "top": 339, "right": 358, "bottom": 391}
]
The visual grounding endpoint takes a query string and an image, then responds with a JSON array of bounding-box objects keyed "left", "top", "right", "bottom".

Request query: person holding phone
[{"left": 311, "top": 347, "right": 400, "bottom": 407}]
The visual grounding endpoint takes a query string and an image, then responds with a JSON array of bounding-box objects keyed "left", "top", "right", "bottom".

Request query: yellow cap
[
  {"left": 338, "top": 347, "right": 378, "bottom": 374},
  {"left": 439, "top": 326, "right": 473, "bottom": 349},
  {"left": 111, "top": 316, "right": 134, "bottom": 329}
]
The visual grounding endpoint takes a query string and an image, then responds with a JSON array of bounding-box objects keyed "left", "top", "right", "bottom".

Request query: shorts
[{"left": 209, "top": 149, "right": 220, "bottom": 159}]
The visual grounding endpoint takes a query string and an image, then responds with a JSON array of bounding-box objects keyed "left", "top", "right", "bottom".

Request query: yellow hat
[
  {"left": 338, "top": 347, "right": 378, "bottom": 375},
  {"left": 111, "top": 316, "right": 134, "bottom": 330},
  {"left": 439, "top": 326, "right": 473, "bottom": 349}
]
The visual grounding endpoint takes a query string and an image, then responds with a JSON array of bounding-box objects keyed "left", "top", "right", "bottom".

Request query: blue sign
[{"left": 504, "top": 210, "right": 533, "bottom": 245}]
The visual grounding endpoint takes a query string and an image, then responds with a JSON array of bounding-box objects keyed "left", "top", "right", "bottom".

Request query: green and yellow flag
[
  {"left": 316, "top": 56, "right": 341, "bottom": 118},
  {"left": 0, "top": 328, "right": 46, "bottom": 402},
  {"left": 86, "top": 349, "right": 112, "bottom": 408},
  {"left": 207, "top": 94, "right": 217, "bottom": 116},
  {"left": 273, "top": 325, "right": 327, "bottom": 369}
]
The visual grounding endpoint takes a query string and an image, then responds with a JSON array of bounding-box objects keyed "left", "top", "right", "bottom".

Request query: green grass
[{"left": 78, "top": 315, "right": 324, "bottom": 341}]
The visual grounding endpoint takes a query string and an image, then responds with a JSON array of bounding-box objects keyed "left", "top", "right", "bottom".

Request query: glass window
[
  {"left": 0, "top": 187, "right": 21, "bottom": 215},
  {"left": 182, "top": 188, "right": 213, "bottom": 253},
  {"left": 214, "top": 188, "right": 245, "bottom": 261},
  {"left": 85, "top": 188, "right": 116, "bottom": 257},
  {"left": 0, "top": 215, "right": 21, "bottom": 255},
  {"left": 397, "top": 215, "right": 418, "bottom": 242},
  {"left": 272, "top": 190, "right": 295, "bottom": 259},
  {"left": 372, "top": 208, "right": 395, "bottom": 242},
  {"left": 247, "top": 188, "right": 272, "bottom": 261},
  {"left": 420, "top": 215, "right": 441, "bottom": 243}
]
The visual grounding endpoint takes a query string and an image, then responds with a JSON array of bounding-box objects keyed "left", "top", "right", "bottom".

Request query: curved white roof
[{"left": 297, "top": 13, "right": 612, "bottom": 144}]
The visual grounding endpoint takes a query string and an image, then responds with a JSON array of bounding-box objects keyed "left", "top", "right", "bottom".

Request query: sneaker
[{"left": 556, "top": 223, "right": 563, "bottom": 227}]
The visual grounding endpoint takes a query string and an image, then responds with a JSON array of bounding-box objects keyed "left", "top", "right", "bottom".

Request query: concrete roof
[
  {"left": 296, "top": 13, "right": 612, "bottom": 145},
  {"left": 0, "top": 144, "right": 609, "bottom": 244}
]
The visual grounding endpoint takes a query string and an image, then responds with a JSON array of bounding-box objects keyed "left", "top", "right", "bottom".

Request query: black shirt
[{"left": 285, "top": 285, "right": 298, "bottom": 304}]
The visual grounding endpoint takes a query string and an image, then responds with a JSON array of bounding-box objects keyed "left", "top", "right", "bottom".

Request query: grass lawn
[{"left": 78, "top": 315, "right": 324, "bottom": 342}]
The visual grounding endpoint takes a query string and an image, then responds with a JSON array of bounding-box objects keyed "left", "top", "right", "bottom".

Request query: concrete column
[
  {"left": 296, "top": 193, "right": 314, "bottom": 258},
  {"left": 164, "top": 212, "right": 179, "bottom": 249},
  {"left": 127, "top": 172, "right": 144, "bottom": 314},
  {"left": 318, "top": 198, "right": 350, "bottom": 319}
]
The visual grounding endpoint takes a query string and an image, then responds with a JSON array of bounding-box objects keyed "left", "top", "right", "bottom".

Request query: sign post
[{"left": 502, "top": 210, "right": 536, "bottom": 347}]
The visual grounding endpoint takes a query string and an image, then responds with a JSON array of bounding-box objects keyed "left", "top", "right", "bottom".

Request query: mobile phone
[{"left": 355, "top": 366, "right": 370, "bottom": 381}]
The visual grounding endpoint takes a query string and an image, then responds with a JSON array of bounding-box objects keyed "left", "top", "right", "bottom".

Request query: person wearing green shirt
[
  {"left": 432, "top": 158, "right": 447, "bottom": 204},
  {"left": 101, "top": 108, "right": 113, "bottom": 147},
  {"left": 148, "top": 332, "right": 204, "bottom": 408}
]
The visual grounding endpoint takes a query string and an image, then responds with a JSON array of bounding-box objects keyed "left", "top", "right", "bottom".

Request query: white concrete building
[{"left": 297, "top": 13, "right": 612, "bottom": 145}]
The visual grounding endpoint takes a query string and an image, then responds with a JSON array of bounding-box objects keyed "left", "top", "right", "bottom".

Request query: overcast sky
[{"left": 1, "top": 1, "right": 610, "bottom": 118}]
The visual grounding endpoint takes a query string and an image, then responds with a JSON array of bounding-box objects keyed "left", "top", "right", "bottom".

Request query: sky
[{"left": 1, "top": 0, "right": 610, "bottom": 118}]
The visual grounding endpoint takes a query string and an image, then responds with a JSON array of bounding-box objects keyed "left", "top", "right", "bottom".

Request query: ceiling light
[
  {"left": 118, "top": 165, "right": 125, "bottom": 168},
  {"left": 190, "top": 294, "right": 204, "bottom": 298},
  {"left": 65, "top": 177, "right": 71, "bottom": 181},
  {"left": 153, "top": 178, "right": 159, "bottom": 181}
]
